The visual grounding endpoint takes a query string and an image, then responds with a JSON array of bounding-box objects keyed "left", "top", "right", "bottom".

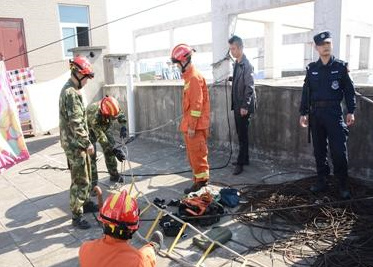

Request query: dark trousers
[
  {"left": 310, "top": 108, "right": 348, "bottom": 179},
  {"left": 234, "top": 110, "right": 250, "bottom": 165}
]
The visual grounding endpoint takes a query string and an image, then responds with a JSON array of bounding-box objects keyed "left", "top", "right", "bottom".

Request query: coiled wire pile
[{"left": 235, "top": 176, "right": 373, "bottom": 267}]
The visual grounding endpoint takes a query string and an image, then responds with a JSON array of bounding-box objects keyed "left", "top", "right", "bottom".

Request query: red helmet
[
  {"left": 171, "top": 44, "right": 195, "bottom": 63},
  {"left": 99, "top": 190, "right": 140, "bottom": 231},
  {"left": 69, "top": 55, "right": 94, "bottom": 78},
  {"left": 100, "top": 96, "right": 120, "bottom": 117}
]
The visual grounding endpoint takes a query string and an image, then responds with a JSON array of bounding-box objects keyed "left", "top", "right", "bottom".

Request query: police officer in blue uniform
[{"left": 299, "top": 31, "right": 356, "bottom": 200}]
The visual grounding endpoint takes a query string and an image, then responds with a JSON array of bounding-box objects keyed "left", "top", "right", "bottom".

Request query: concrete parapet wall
[{"left": 103, "top": 83, "right": 373, "bottom": 180}]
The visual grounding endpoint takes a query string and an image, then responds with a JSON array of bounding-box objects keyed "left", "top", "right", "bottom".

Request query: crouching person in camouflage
[
  {"left": 86, "top": 96, "right": 127, "bottom": 185},
  {"left": 59, "top": 55, "right": 99, "bottom": 229}
]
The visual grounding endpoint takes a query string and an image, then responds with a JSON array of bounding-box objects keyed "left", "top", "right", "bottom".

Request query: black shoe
[
  {"left": 149, "top": 230, "right": 164, "bottom": 252},
  {"left": 153, "top": 198, "right": 167, "bottom": 209},
  {"left": 184, "top": 181, "right": 207, "bottom": 194},
  {"left": 310, "top": 178, "right": 328, "bottom": 193},
  {"left": 338, "top": 177, "right": 351, "bottom": 200},
  {"left": 232, "top": 161, "right": 249, "bottom": 166},
  {"left": 83, "top": 201, "right": 99, "bottom": 213},
  {"left": 167, "top": 199, "right": 180, "bottom": 207},
  {"left": 72, "top": 216, "right": 91, "bottom": 229},
  {"left": 340, "top": 189, "right": 351, "bottom": 200},
  {"left": 233, "top": 165, "right": 243, "bottom": 175}
]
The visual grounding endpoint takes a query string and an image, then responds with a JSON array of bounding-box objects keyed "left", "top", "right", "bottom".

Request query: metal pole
[{"left": 125, "top": 60, "right": 136, "bottom": 137}]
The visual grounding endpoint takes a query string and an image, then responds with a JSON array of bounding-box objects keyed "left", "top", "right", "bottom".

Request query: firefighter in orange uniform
[
  {"left": 171, "top": 44, "right": 210, "bottom": 194},
  {"left": 79, "top": 189, "right": 163, "bottom": 267}
]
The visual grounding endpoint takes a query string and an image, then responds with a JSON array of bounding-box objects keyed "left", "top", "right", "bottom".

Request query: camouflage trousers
[
  {"left": 90, "top": 141, "right": 119, "bottom": 186},
  {"left": 65, "top": 149, "right": 92, "bottom": 219}
]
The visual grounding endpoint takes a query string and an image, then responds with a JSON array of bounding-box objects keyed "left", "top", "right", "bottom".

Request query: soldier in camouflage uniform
[
  {"left": 59, "top": 55, "right": 98, "bottom": 229},
  {"left": 86, "top": 96, "right": 127, "bottom": 186}
]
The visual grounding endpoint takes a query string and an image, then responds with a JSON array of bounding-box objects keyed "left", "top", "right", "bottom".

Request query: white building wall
[{"left": 0, "top": 0, "right": 109, "bottom": 82}]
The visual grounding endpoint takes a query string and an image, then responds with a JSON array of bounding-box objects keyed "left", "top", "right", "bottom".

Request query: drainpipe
[{"left": 125, "top": 59, "right": 135, "bottom": 137}]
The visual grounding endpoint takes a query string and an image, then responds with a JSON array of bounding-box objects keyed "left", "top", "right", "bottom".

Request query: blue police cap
[{"left": 313, "top": 31, "right": 332, "bottom": 46}]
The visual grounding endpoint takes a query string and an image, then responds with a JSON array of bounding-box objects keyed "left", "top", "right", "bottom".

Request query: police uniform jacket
[{"left": 300, "top": 56, "right": 356, "bottom": 115}]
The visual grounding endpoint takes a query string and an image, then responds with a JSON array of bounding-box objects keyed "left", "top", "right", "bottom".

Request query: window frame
[{"left": 58, "top": 4, "right": 91, "bottom": 58}]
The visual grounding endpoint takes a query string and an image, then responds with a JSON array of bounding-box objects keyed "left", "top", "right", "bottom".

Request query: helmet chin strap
[
  {"left": 180, "top": 57, "right": 191, "bottom": 73},
  {"left": 72, "top": 71, "right": 86, "bottom": 89}
]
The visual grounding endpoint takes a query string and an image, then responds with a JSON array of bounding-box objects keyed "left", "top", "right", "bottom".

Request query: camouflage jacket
[
  {"left": 59, "top": 79, "right": 91, "bottom": 151},
  {"left": 86, "top": 101, "right": 126, "bottom": 148}
]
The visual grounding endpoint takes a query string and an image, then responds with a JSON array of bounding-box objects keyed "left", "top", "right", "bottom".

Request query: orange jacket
[
  {"left": 180, "top": 65, "right": 210, "bottom": 132},
  {"left": 79, "top": 235, "right": 156, "bottom": 267}
]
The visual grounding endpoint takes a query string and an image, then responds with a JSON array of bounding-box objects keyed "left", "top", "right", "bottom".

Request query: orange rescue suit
[
  {"left": 79, "top": 235, "right": 156, "bottom": 267},
  {"left": 180, "top": 64, "right": 210, "bottom": 182}
]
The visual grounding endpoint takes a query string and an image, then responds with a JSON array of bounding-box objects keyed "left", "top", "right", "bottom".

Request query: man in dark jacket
[{"left": 229, "top": 35, "right": 257, "bottom": 175}]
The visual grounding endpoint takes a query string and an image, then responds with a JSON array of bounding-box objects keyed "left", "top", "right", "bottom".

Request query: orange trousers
[{"left": 184, "top": 129, "right": 209, "bottom": 183}]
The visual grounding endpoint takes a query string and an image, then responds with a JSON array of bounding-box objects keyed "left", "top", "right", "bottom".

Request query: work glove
[
  {"left": 120, "top": 126, "right": 127, "bottom": 139},
  {"left": 113, "top": 146, "right": 126, "bottom": 162}
]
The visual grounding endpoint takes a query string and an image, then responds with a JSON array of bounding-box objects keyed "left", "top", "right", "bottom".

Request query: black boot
[
  {"left": 339, "top": 177, "right": 351, "bottom": 200},
  {"left": 72, "top": 216, "right": 91, "bottom": 229},
  {"left": 232, "top": 161, "right": 249, "bottom": 166},
  {"left": 110, "top": 173, "right": 125, "bottom": 182},
  {"left": 83, "top": 201, "right": 99, "bottom": 213},
  {"left": 310, "top": 176, "right": 328, "bottom": 193},
  {"left": 184, "top": 181, "right": 207, "bottom": 194},
  {"left": 233, "top": 165, "right": 243, "bottom": 175}
]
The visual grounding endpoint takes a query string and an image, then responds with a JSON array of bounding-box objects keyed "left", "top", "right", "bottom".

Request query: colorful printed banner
[
  {"left": 7, "top": 67, "right": 36, "bottom": 122},
  {"left": 0, "top": 61, "right": 30, "bottom": 173}
]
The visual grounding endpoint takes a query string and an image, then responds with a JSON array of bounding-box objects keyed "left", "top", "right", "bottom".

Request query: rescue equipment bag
[
  {"left": 159, "top": 214, "right": 184, "bottom": 237},
  {"left": 192, "top": 226, "right": 232, "bottom": 251},
  {"left": 219, "top": 188, "right": 240, "bottom": 208},
  {"left": 179, "top": 192, "right": 224, "bottom": 226}
]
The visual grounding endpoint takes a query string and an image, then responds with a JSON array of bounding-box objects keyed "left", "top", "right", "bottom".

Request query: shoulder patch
[
  {"left": 306, "top": 62, "right": 316, "bottom": 71},
  {"left": 345, "top": 62, "right": 350, "bottom": 72},
  {"left": 334, "top": 59, "right": 346, "bottom": 65},
  {"left": 334, "top": 59, "right": 350, "bottom": 71}
]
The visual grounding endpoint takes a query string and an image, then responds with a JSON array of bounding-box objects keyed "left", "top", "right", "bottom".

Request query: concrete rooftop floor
[{"left": 0, "top": 132, "right": 314, "bottom": 267}]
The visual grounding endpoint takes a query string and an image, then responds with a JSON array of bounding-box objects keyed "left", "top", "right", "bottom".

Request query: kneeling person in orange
[
  {"left": 171, "top": 44, "right": 210, "bottom": 194},
  {"left": 79, "top": 189, "right": 163, "bottom": 267}
]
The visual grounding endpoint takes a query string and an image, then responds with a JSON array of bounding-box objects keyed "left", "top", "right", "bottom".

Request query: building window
[{"left": 58, "top": 5, "right": 90, "bottom": 57}]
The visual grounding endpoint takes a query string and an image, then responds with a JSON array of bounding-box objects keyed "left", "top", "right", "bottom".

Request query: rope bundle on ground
[{"left": 236, "top": 176, "right": 373, "bottom": 267}]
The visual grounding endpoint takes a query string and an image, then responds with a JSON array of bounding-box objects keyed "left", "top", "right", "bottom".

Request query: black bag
[
  {"left": 199, "top": 201, "right": 225, "bottom": 226},
  {"left": 159, "top": 214, "right": 184, "bottom": 237}
]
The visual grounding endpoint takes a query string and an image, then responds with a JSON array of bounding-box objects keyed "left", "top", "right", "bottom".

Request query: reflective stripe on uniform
[
  {"left": 191, "top": 110, "right": 201, "bottom": 117},
  {"left": 184, "top": 82, "right": 190, "bottom": 90},
  {"left": 194, "top": 171, "right": 209, "bottom": 179}
]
